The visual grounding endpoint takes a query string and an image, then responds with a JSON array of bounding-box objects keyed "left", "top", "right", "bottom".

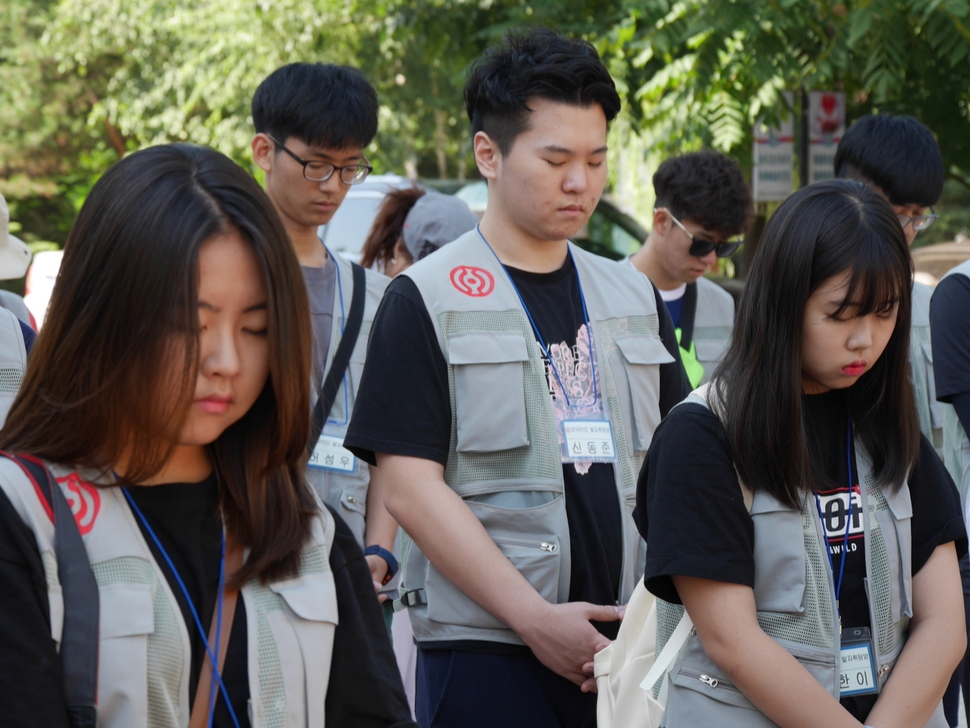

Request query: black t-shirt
[
  {"left": 637, "top": 389, "right": 967, "bottom": 722},
  {"left": 345, "top": 253, "right": 688, "bottom": 650},
  {"left": 0, "top": 474, "right": 416, "bottom": 728},
  {"left": 930, "top": 272, "right": 970, "bottom": 434}
]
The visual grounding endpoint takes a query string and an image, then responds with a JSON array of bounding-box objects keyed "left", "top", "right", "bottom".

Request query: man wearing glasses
[
  {"left": 835, "top": 114, "right": 944, "bottom": 454},
  {"left": 629, "top": 151, "right": 753, "bottom": 386},
  {"left": 249, "top": 66, "right": 416, "bottom": 726}
]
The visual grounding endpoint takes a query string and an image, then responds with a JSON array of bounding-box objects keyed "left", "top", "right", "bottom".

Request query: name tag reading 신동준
[
  {"left": 562, "top": 419, "right": 618, "bottom": 463},
  {"left": 310, "top": 434, "right": 357, "bottom": 473}
]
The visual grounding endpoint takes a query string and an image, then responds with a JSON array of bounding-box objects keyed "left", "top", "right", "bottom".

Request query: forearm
[
  {"left": 376, "top": 453, "right": 547, "bottom": 632},
  {"left": 364, "top": 464, "right": 399, "bottom": 551},
  {"left": 865, "top": 542, "right": 965, "bottom": 728}
]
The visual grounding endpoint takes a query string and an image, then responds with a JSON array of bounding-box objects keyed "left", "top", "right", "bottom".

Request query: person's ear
[
  {"left": 474, "top": 131, "right": 501, "bottom": 182},
  {"left": 252, "top": 133, "right": 275, "bottom": 174},
  {"left": 653, "top": 208, "right": 670, "bottom": 237}
]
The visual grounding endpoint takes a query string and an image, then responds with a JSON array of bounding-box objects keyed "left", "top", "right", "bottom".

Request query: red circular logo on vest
[
  {"left": 58, "top": 473, "right": 101, "bottom": 536},
  {"left": 450, "top": 266, "right": 495, "bottom": 297}
]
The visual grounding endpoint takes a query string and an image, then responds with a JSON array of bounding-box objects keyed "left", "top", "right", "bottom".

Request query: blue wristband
[{"left": 364, "top": 545, "right": 399, "bottom": 584}]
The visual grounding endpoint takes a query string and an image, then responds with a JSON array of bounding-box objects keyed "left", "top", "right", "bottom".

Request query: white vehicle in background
[
  {"left": 317, "top": 174, "right": 413, "bottom": 261},
  {"left": 24, "top": 249, "right": 63, "bottom": 330}
]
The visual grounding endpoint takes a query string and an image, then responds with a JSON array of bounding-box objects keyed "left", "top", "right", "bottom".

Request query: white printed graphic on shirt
[
  {"left": 816, "top": 484, "right": 864, "bottom": 556},
  {"left": 545, "top": 323, "right": 600, "bottom": 474}
]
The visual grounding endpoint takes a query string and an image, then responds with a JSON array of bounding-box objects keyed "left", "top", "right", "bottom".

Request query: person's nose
[
  {"left": 848, "top": 317, "right": 874, "bottom": 353},
  {"left": 199, "top": 324, "right": 241, "bottom": 380},
  {"left": 562, "top": 163, "right": 590, "bottom": 195},
  {"left": 699, "top": 249, "right": 718, "bottom": 268}
]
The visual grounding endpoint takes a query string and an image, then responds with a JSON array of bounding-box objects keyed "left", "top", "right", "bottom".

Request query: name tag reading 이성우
[
  {"left": 562, "top": 419, "right": 618, "bottom": 463},
  {"left": 310, "top": 434, "right": 357, "bottom": 474}
]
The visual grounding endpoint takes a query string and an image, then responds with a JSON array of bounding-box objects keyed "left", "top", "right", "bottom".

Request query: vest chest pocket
[
  {"left": 447, "top": 331, "right": 530, "bottom": 453},
  {"left": 613, "top": 335, "right": 675, "bottom": 455},
  {"left": 750, "top": 492, "right": 806, "bottom": 613},
  {"left": 97, "top": 583, "right": 156, "bottom": 726},
  {"left": 694, "top": 337, "right": 729, "bottom": 368},
  {"left": 875, "top": 484, "right": 914, "bottom": 621}
]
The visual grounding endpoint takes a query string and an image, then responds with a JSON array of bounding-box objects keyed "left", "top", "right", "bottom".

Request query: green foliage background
[{"left": 2, "top": 0, "right": 969, "bottom": 247}]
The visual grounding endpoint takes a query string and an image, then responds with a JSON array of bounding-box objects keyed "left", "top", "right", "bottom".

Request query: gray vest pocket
[
  {"left": 613, "top": 334, "right": 672, "bottom": 454},
  {"left": 750, "top": 491, "right": 806, "bottom": 613},
  {"left": 448, "top": 331, "right": 530, "bottom": 453},
  {"left": 425, "top": 530, "right": 562, "bottom": 630}
]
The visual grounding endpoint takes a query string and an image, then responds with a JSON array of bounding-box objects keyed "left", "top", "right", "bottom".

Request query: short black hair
[
  {"left": 463, "top": 29, "right": 621, "bottom": 156},
  {"left": 834, "top": 114, "right": 944, "bottom": 207},
  {"left": 653, "top": 151, "right": 753, "bottom": 237},
  {"left": 252, "top": 63, "right": 378, "bottom": 150}
]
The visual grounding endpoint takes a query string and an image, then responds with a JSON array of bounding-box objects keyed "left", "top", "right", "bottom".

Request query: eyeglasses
[
  {"left": 269, "top": 136, "right": 373, "bottom": 185},
  {"left": 897, "top": 207, "right": 938, "bottom": 232},
  {"left": 656, "top": 207, "right": 742, "bottom": 258}
]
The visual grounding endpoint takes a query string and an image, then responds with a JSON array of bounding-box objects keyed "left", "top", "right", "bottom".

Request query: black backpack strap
[
  {"left": 2, "top": 452, "right": 99, "bottom": 728},
  {"left": 679, "top": 282, "right": 698, "bottom": 352},
  {"left": 308, "top": 262, "right": 367, "bottom": 451}
]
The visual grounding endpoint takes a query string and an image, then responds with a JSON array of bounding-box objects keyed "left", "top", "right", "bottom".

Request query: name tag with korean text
[
  {"left": 561, "top": 419, "right": 618, "bottom": 463},
  {"left": 839, "top": 627, "right": 879, "bottom": 697},
  {"left": 309, "top": 434, "right": 358, "bottom": 474}
]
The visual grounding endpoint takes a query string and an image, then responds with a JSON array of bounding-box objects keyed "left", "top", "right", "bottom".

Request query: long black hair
[{"left": 712, "top": 179, "right": 918, "bottom": 509}]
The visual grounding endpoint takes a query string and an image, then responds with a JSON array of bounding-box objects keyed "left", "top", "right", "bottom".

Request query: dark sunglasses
[{"left": 657, "top": 207, "right": 742, "bottom": 258}]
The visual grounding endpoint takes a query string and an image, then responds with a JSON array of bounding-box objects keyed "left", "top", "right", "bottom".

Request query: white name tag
[
  {"left": 309, "top": 434, "right": 357, "bottom": 473},
  {"left": 561, "top": 419, "right": 618, "bottom": 462},
  {"left": 839, "top": 643, "right": 877, "bottom": 696}
]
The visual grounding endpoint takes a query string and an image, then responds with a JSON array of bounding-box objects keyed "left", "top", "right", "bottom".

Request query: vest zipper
[
  {"left": 492, "top": 536, "right": 558, "bottom": 553},
  {"left": 677, "top": 667, "right": 742, "bottom": 693}
]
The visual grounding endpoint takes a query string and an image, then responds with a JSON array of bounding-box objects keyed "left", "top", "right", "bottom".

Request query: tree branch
[
  {"left": 84, "top": 86, "right": 126, "bottom": 158},
  {"left": 947, "top": 171, "right": 970, "bottom": 195}
]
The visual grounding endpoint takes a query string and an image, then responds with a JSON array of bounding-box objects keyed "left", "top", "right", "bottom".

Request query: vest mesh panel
[
  {"left": 299, "top": 543, "right": 329, "bottom": 574},
  {"left": 0, "top": 367, "right": 22, "bottom": 392},
  {"left": 249, "top": 586, "right": 289, "bottom": 728},
  {"left": 93, "top": 557, "right": 182, "bottom": 728},
  {"left": 594, "top": 315, "right": 659, "bottom": 485},
  {"left": 864, "top": 475, "right": 908, "bottom": 655},
  {"left": 41, "top": 550, "right": 59, "bottom": 589},
  {"left": 910, "top": 325, "right": 934, "bottom": 443},
  {"left": 439, "top": 310, "right": 562, "bottom": 486},
  {"left": 652, "top": 600, "right": 686, "bottom": 697}
]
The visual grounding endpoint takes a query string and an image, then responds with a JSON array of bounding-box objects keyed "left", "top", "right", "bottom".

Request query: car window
[
  {"left": 318, "top": 195, "right": 386, "bottom": 255},
  {"left": 573, "top": 208, "right": 641, "bottom": 260}
]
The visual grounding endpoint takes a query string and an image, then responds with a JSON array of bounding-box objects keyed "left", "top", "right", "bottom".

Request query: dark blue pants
[
  {"left": 943, "top": 552, "right": 970, "bottom": 727},
  {"left": 415, "top": 648, "right": 598, "bottom": 728}
]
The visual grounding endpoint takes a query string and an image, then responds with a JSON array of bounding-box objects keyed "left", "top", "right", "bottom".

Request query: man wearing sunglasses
[{"left": 629, "top": 150, "right": 753, "bottom": 386}]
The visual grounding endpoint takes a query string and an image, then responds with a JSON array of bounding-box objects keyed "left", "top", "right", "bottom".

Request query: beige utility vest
[
  {"left": 691, "top": 277, "right": 734, "bottom": 384},
  {"left": 0, "top": 306, "right": 26, "bottom": 424},
  {"left": 911, "top": 280, "right": 943, "bottom": 454},
  {"left": 400, "top": 230, "right": 674, "bottom": 645},
  {"left": 653, "top": 392, "right": 944, "bottom": 727},
  {"left": 939, "top": 260, "right": 970, "bottom": 511},
  {"left": 0, "top": 457, "right": 338, "bottom": 728},
  {"left": 305, "top": 253, "right": 388, "bottom": 548}
]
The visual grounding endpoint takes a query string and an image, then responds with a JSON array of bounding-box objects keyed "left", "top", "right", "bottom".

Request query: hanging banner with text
[
  {"left": 808, "top": 91, "right": 845, "bottom": 184},
  {"left": 753, "top": 92, "right": 795, "bottom": 202}
]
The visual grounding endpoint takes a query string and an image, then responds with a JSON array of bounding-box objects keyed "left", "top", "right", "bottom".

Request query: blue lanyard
[
  {"left": 320, "top": 243, "right": 351, "bottom": 427},
  {"left": 813, "top": 414, "right": 855, "bottom": 613},
  {"left": 122, "top": 488, "right": 242, "bottom": 728},
  {"left": 476, "top": 226, "right": 599, "bottom": 408}
]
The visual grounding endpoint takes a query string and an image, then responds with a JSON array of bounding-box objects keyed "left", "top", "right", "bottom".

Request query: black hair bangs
[
  {"left": 830, "top": 225, "right": 912, "bottom": 319},
  {"left": 252, "top": 63, "right": 378, "bottom": 151}
]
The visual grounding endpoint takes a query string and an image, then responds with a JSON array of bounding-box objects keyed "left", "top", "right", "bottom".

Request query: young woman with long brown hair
[{"left": 0, "top": 144, "right": 413, "bottom": 728}]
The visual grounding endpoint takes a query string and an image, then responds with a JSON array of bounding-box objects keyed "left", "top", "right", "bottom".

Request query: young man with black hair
[
  {"left": 250, "top": 64, "right": 415, "bottom": 728},
  {"left": 629, "top": 151, "right": 752, "bottom": 386},
  {"left": 836, "top": 113, "right": 969, "bottom": 727},
  {"left": 344, "top": 30, "right": 688, "bottom": 728},
  {"left": 835, "top": 114, "right": 945, "bottom": 453}
]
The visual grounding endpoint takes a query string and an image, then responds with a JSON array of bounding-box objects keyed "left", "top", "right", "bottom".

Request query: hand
[
  {"left": 515, "top": 601, "right": 623, "bottom": 688},
  {"left": 365, "top": 553, "right": 389, "bottom": 603}
]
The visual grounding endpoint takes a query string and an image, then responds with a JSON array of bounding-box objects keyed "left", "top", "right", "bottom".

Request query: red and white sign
[
  {"left": 450, "top": 266, "right": 495, "bottom": 297},
  {"left": 808, "top": 91, "right": 845, "bottom": 183},
  {"left": 753, "top": 91, "right": 795, "bottom": 202},
  {"left": 57, "top": 473, "right": 101, "bottom": 535}
]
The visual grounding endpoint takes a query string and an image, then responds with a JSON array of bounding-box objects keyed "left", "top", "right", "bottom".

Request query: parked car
[
  {"left": 24, "top": 249, "right": 63, "bottom": 329},
  {"left": 317, "top": 174, "right": 413, "bottom": 260}
]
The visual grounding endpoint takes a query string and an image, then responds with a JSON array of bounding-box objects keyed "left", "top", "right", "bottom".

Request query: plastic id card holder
[
  {"left": 309, "top": 426, "right": 358, "bottom": 474},
  {"left": 839, "top": 626, "right": 879, "bottom": 697},
  {"left": 561, "top": 417, "right": 618, "bottom": 463}
]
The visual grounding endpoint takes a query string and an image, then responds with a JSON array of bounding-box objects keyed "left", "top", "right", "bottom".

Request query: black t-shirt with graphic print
[
  {"left": 345, "top": 253, "right": 688, "bottom": 650},
  {"left": 637, "top": 388, "right": 967, "bottom": 722}
]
